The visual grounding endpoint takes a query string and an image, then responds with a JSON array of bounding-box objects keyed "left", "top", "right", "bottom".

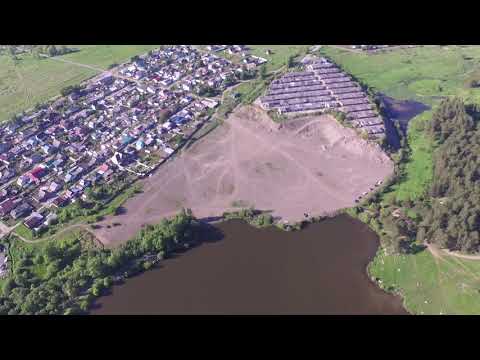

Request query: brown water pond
[{"left": 91, "top": 214, "right": 408, "bottom": 315}]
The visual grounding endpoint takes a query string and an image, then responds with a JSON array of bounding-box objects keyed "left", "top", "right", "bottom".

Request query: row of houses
[
  {"left": 0, "top": 45, "right": 233, "bottom": 232},
  {"left": 117, "top": 46, "right": 247, "bottom": 96},
  {"left": 259, "top": 56, "right": 386, "bottom": 138}
]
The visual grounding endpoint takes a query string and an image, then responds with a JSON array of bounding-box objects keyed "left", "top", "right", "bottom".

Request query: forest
[
  {"left": 0, "top": 209, "right": 197, "bottom": 315},
  {"left": 420, "top": 98, "right": 480, "bottom": 252},
  {"left": 353, "top": 97, "right": 480, "bottom": 254}
]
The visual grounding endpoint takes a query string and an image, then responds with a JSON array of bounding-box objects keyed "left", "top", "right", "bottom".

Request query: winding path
[
  {"left": 11, "top": 223, "right": 96, "bottom": 244},
  {"left": 426, "top": 241, "right": 480, "bottom": 261},
  {"left": 43, "top": 55, "right": 105, "bottom": 72}
]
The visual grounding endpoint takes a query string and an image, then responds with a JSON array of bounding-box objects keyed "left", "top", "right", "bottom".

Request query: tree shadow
[
  {"left": 198, "top": 215, "right": 224, "bottom": 223},
  {"left": 408, "top": 243, "right": 427, "bottom": 254},
  {"left": 89, "top": 221, "right": 225, "bottom": 314},
  {"left": 192, "top": 221, "right": 225, "bottom": 244},
  {"left": 114, "top": 206, "right": 127, "bottom": 216}
]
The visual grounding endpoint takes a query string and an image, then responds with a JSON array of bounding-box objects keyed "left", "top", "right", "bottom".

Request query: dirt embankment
[{"left": 94, "top": 105, "right": 393, "bottom": 246}]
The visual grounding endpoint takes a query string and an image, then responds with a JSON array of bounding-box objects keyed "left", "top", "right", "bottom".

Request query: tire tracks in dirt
[{"left": 229, "top": 115, "right": 352, "bottom": 205}]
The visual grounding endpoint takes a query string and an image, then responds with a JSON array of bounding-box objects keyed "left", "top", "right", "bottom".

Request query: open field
[
  {"left": 248, "top": 45, "right": 311, "bottom": 73},
  {"left": 369, "top": 246, "right": 480, "bottom": 315},
  {"left": 319, "top": 45, "right": 480, "bottom": 106},
  {"left": 0, "top": 54, "right": 96, "bottom": 122},
  {"left": 14, "top": 224, "right": 34, "bottom": 241},
  {"left": 94, "top": 105, "right": 393, "bottom": 246},
  {"left": 384, "top": 111, "right": 434, "bottom": 202},
  {"left": 61, "top": 45, "right": 161, "bottom": 69},
  {"left": 0, "top": 45, "right": 160, "bottom": 122}
]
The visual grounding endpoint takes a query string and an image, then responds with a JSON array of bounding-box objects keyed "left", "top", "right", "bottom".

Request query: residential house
[
  {"left": 48, "top": 181, "right": 62, "bottom": 193},
  {"left": 52, "top": 196, "right": 68, "bottom": 208},
  {"left": 10, "top": 202, "right": 32, "bottom": 220},
  {"left": 24, "top": 212, "right": 44, "bottom": 230},
  {"left": 34, "top": 189, "right": 49, "bottom": 203},
  {"left": 28, "top": 166, "right": 46, "bottom": 185},
  {"left": 0, "top": 198, "right": 19, "bottom": 217},
  {"left": 17, "top": 175, "right": 31, "bottom": 188}
]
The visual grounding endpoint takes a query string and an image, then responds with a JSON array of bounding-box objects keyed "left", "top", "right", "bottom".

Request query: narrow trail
[
  {"left": 430, "top": 249, "right": 449, "bottom": 312},
  {"left": 11, "top": 223, "right": 94, "bottom": 244},
  {"left": 13, "top": 65, "right": 32, "bottom": 110},
  {"left": 426, "top": 241, "right": 480, "bottom": 261},
  {"left": 442, "top": 249, "right": 480, "bottom": 261},
  {"left": 43, "top": 55, "right": 141, "bottom": 84},
  {"left": 42, "top": 54, "right": 105, "bottom": 72},
  {"left": 425, "top": 241, "right": 480, "bottom": 283},
  {"left": 293, "top": 119, "right": 326, "bottom": 136}
]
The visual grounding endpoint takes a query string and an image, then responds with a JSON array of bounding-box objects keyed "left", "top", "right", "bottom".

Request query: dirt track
[{"left": 94, "top": 105, "right": 393, "bottom": 246}]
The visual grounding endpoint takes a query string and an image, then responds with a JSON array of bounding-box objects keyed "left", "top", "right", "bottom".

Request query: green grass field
[
  {"left": 248, "top": 45, "right": 311, "bottom": 73},
  {"left": 0, "top": 45, "right": 161, "bottom": 122},
  {"left": 369, "top": 248, "right": 480, "bottom": 315},
  {"left": 14, "top": 223, "right": 34, "bottom": 241},
  {"left": 319, "top": 45, "right": 480, "bottom": 106},
  {"left": 386, "top": 111, "right": 434, "bottom": 202},
  {"left": 0, "top": 54, "right": 96, "bottom": 122},
  {"left": 62, "top": 45, "right": 160, "bottom": 69}
]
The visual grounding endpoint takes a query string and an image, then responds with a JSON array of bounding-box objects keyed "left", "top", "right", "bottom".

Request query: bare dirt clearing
[{"left": 94, "top": 105, "right": 393, "bottom": 246}]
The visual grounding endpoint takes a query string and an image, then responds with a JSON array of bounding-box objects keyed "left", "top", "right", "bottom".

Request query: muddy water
[
  {"left": 91, "top": 215, "right": 408, "bottom": 315},
  {"left": 381, "top": 95, "right": 430, "bottom": 148}
]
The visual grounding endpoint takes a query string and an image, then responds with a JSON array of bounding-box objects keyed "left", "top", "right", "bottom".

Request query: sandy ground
[
  {"left": 94, "top": 105, "right": 393, "bottom": 246},
  {"left": 0, "top": 221, "right": 12, "bottom": 240}
]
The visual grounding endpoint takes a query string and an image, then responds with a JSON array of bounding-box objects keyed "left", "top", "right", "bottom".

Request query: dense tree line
[
  {"left": 0, "top": 209, "right": 196, "bottom": 315},
  {"left": 223, "top": 208, "right": 274, "bottom": 228},
  {"left": 38, "top": 45, "right": 75, "bottom": 57},
  {"left": 237, "top": 66, "right": 257, "bottom": 81},
  {"left": 419, "top": 98, "right": 480, "bottom": 252},
  {"left": 60, "top": 84, "right": 82, "bottom": 97},
  {"left": 355, "top": 98, "right": 480, "bottom": 254}
]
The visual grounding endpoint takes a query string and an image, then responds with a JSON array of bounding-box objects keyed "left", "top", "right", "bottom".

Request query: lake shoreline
[{"left": 91, "top": 214, "right": 409, "bottom": 315}]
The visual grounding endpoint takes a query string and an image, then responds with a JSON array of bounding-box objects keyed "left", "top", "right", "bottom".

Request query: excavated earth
[{"left": 94, "top": 105, "right": 393, "bottom": 246}]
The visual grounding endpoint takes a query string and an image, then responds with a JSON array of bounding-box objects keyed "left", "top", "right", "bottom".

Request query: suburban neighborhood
[
  {"left": 0, "top": 45, "right": 262, "bottom": 239},
  {"left": 2, "top": 42, "right": 479, "bottom": 316}
]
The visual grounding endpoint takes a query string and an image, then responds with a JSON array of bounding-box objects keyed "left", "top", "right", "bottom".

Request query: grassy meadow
[
  {"left": 369, "top": 247, "right": 480, "bottom": 315},
  {"left": 0, "top": 54, "right": 96, "bottom": 122},
  {"left": 319, "top": 45, "right": 480, "bottom": 106},
  {"left": 385, "top": 111, "right": 434, "bottom": 202},
  {"left": 248, "top": 45, "right": 311, "bottom": 73},
  {"left": 0, "top": 45, "right": 161, "bottom": 122},
  {"left": 61, "top": 45, "right": 160, "bottom": 69}
]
